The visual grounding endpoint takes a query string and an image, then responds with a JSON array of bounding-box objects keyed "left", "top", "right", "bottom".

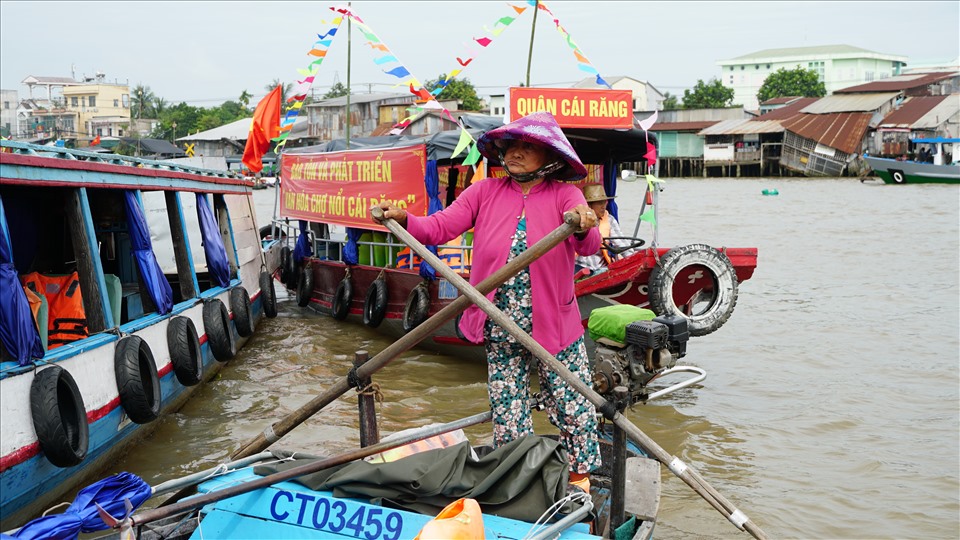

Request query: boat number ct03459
[{"left": 270, "top": 490, "right": 404, "bottom": 539}]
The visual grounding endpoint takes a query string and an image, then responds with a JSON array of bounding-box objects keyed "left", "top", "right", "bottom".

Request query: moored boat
[
  {"left": 863, "top": 137, "right": 960, "bottom": 184},
  {"left": 0, "top": 140, "right": 282, "bottom": 530}
]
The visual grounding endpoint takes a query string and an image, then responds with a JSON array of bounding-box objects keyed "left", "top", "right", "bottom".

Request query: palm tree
[
  {"left": 265, "top": 79, "right": 293, "bottom": 104},
  {"left": 152, "top": 97, "right": 168, "bottom": 117},
  {"left": 131, "top": 84, "right": 155, "bottom": 119},
  {"left": 238, "top": 90, "right": 252, "bottom": 111}
]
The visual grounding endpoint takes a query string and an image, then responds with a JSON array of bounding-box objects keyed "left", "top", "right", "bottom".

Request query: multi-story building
[
  {"left": 717, "top": 44, "right": 908, "bottom": 111},
  {"left": 20, "top": 74, "right": 131, "bottom": 143},
  {"left": 0, "top": 89, "right": 17, "bottom": 137}
]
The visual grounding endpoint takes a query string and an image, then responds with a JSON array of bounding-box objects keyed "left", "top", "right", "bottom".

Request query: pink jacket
[{"left": 406, "top": 177, "right": 600, "bottom": 354}]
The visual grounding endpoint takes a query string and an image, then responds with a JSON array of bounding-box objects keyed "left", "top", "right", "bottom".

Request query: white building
[
  {"left": 717, "top": 44, "right": 908, "bottom": 111},
  {"left": 1, "top": 89, "right": 17, "bottom": 137}
]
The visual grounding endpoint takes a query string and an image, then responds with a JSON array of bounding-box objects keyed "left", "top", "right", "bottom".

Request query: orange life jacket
[
  {"left": 396, "top": 236, "right": 472, "bottom": 272},
  {"left": 597, "top": 214, "right": 616, "bottom": 265},
  {"left": 21, "top": 272, "right": 88, "bottom": 349}
]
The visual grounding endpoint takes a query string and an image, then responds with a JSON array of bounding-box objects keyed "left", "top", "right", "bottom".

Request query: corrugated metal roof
[
  {"left": 835, "top": 72, "right": 958, "bottom": 93},
  {"left": 781, "top": 112, "right": 872, "bottom": 154},
  {"left": 719, "top": 44, "right": 905, "bottom": 63},
  {"left": 308, "top": 92, "right": 414, "bottom": 107},
  {"left": 761, "top": 96, "right": 803, "bottom": 105},
  {"left": 879, "top": 95, "right": 951, "bottom": 128},
  {"left": 799, "top": 93, "right": 899, "bottom": 114},
  {"left": 755, "top": 97, "right": 820, "bottom": 121},
  {"left": 649, "top": 120, "right": 720, "bottom": 132},
  {"left": 176, "top": 116, "right": 309, "bottom": 141},
  {"left": 698, "top": 118, "right": 785, "bottom": 135},
  {"left": 913, "top": 95, "right": 960, "bottom": 129}
]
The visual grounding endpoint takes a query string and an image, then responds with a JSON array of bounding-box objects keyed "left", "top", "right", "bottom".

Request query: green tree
[
  {"left": 661, "top": 91, "right": 680, "bottom": 110},
  {"left": 131, "top": 84, "right": 156, "bottom": 119},
  {"left": 682, "top": 78, "right": 736, "bottom": 109},
  {"left": 323, "top": 82, "right": 349, "bottom": 99},
  {"left": 265, "top": 79, "right": 293, "bottom": 104},
  {"left": 238, "top": 90, "right": 252, "bottom": 110},
  {"left": 425, "top": 74, "right": 482, "bottom": 111},
  {"left": 756, "top": 66, "right": 827, "bottom": 104}
]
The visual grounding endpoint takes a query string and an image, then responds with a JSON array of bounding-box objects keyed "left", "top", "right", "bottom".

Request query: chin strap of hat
[{"left": 498, "top": 152, "right": 566, "bottom": 183}]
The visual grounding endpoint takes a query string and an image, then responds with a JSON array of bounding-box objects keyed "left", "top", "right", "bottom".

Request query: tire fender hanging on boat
[
  {"left": 203, "top": 299, "right": 236, "bottom": 362},
  {"left": 363, "top": 277, "right": 388, "bottom": 328},
  {"left": 259, "top": 270, "right": 278, "bottom": 319},
  {"left": 648, "top": 243, "right": 739, "bottom": 337},
  {"left": 167, "top": 316, "right": 203, "bottom": 386},
  {"left": 230, "top": 286, "right": 255, "bottom": 337},
  {"left": 403, "top": 283, "right": 430, "bottom": 332},
  {"left": 30, "top": 365, "right": 89, "bottom": 468},
  {"left": 296, "top": 265, "right": 314, "bottom": 308},
  {"left": 331, "top": 275, "right": 353, "bottom": 320},
  {"left": 114, "top": 335, "right": 162, "bottom": 424}
]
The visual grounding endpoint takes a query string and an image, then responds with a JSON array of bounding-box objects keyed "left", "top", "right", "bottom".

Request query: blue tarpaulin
[
  {"left": 0, "top": 196, "right": 44, "bottom": 364},
  {"left": 293, "top": 220, "right": 312, "bottom": 263},
  {"left": 123, "top": 191, "right": 173, "bottom": 315},
  {"left": 1, "top": 472, "right": 151, "bottom": 540},
  {"left": 603, "top": 158, "right": 619, "bottom": 222},
  {"left": 418, "top": 160, "right": 443, "bottom": 280},
  {"left": 195, "top": 194, "right": 230, "bottom": 288},
  {"left": 343, "top": 227, "right": 362, "bottom": 265}
]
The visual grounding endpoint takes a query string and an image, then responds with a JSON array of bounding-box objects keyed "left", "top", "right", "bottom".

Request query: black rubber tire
[
  {"left": 648, "top": 244, "right": 738, "bottom": 337},
  {"left": 402, "top": 285, "right": 430, "bottom": 332},
  {"left": 284, "top": 248, "right": 299, "bottom": 290},
  {"left": 331, "top": 278, "right": 352, "bottom": 320},
  {"left": 203, "top": 299, "right": 236, "bottom": 361},
  {"left": 114, "top": 336, "right": 161, "bottom": 424},
  {"left": 167, "top": 316, "right": 202, "bottom": 387},
  {"left": 454, "top": 312, "right": 468, "bottom": 342},
  {"left": 259, "top": 270, "right": 278, "bottom": 318},
  {"left": 230, "top": 287, "right": 255, "bottom": 337},
  {"left": 363, "top": 279, "right": 388, "bottom": 328},
  {"left": 279, "top": 246, "right": 292, "bottom": 284},
  {"left": 890, "top": 169, "right": 906, "bottom": 184},
  {"left": 296, "top": 266, "right": 314, "bottom": 308},
  {"left": 30, "top": 365, "right": 88, "bottom": 468}
]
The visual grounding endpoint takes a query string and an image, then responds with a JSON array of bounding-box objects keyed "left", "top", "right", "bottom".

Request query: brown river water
[{"left": 85, "top": 178, "right": 958, "bottom": 539}]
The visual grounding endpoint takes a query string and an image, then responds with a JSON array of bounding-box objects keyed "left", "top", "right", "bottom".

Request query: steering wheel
[{"left": 603, "top": 236, "right": 645, "bottom": 254}]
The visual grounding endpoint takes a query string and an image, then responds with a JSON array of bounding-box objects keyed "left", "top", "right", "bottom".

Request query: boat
[
  {"left": 0, "top": 140, "right": 282, "bottom": 530},
  {"left": 863, "top": 137, "right": 960, "bottom": 184},
  {"left": 273, "top": 114, "right": 757, "bottom": 359}
]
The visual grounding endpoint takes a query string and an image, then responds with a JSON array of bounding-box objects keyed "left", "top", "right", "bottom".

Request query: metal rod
[
  {"left": 151, "top": 451, "right": 274, "bottom": 497},
  {"left": 527, "top": 497, "right": 594, "bottom": 540},
  {"left": 376, "top": 213, "right": 768, "bottom": 540},
  {"left": 525, "top": 0, "right": 539, "bottom": 87},
  {"left": 230, "top": 211, "right": 581, "bottom": 459},
  {"left": 131, "top": 411, "right": 493, "bottom": 527}
]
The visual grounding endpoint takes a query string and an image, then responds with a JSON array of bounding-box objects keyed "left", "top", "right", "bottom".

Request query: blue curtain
[
  {"left": 603, "top": 159, "right": 619, "bottom": 222},
  {"left": 1, "top": 472, "right": 151, "bottom": 540},
  {"left": 0, "top": 196, "right": 44, "bottom": 365},
  {"left": 123, "top": 192, "right": 173, "bottom": 315},
  {"left": 195, "top": 193, "right": 230, "bottom": 288},
  {"left": 293, "top": 220, "right": 312, "bottom": 263},
  {"left": 343, "top": 227, "right": 363, "bottom": 265},
  {"left": 418, "top": 160, "right": 443, "bottom": 280}
]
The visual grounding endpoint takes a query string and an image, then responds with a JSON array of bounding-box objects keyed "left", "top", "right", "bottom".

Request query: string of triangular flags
[{"left": 273, "top": 16, "right": 345, "bottom": 153}]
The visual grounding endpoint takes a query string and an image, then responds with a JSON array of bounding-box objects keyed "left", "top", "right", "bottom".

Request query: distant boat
[{"left": 863, "top": 138, "right": 960, "bottom": 184}]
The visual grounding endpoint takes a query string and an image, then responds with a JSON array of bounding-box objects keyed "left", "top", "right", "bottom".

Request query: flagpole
[
  {"left": 345, "top": 2, "right": 352, "bottom": 150},
  {"left": 525, "top": 0, "right": 539, "bottom": 87}
]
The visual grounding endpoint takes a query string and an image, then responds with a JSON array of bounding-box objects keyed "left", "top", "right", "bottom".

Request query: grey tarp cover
[{"left": 254, "top": 436, "right": 578, "bottom": 522}]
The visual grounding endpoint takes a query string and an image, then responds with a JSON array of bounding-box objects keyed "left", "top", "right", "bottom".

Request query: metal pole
[{"left": 525, "top": 1, "right": 539, "bottom": 87}]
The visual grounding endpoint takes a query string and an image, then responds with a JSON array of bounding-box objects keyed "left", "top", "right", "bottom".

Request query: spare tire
[
  {"left": 296, "top": 266, "right": 314, "bottom": 308},
  {"left": 331, "top": 277, "right": 352, "bottom": 320},
  {"left": 168, "top": 316, "right": 203, "bottom": 386},
  {"left": 402, "top": 285, "right": 430, "bottom": 332},
  {"left": 259, "top": 270, "right": 278, "bottom": 318},
  {"left": 648, "top": 244, "right": 738, "bottom": 337},
  {"left": 363, "top": 279, "right": 388, "bottom": 328},
  {"left": 230, "top": 286, "right": 255, "bottom": 337},
  {"left": 203, "top": 299, "right": 236, "bottom": 361},
  {"left": 30, "top": 365, "right": 88, "bottom": 467},
  {"left": 114, "top": 336, "right": 161, "bottom": 424}
]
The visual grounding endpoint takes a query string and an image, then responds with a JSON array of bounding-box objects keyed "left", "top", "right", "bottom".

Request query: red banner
[
  {"left": 280, "top": 145, "right": 428, "bottom": 230},
  {"left": 509, "top": 87, "right": 633, "bottom": 129}
]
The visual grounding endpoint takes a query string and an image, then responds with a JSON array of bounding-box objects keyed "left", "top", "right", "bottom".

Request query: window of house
[
  {"left": 113, "top": 99, "right": 119, "bottom": 107},
  {"left": 108, "top": 127, "right": 113, "bottom": 136},
  {"left": 122, "top": 94, "right": 129, "bottom": 107},
  {"left": 865, "top": 71, "right": 874, "bottom": 82},
  {"left": 89, "top": 96, "right": 96, "bottom": 107},
  {"left": 729, "top": 66, "right": 734, "bottom": 71},
  {"left": 3, "top": 101, "right": 8, "bottom": 109},
  {"left": 71, "top": 97, "right": 78, "bottom": 107},
  {"left": 96, "top": 128, "right": 102, "bottom": 136},
  {"left": 766, "top": 64, "right": 771, "bottom": 69},
  {"left": 119, "top": 128, "right": 124, "bottom": 136},
  {"left": 755, "top": 65, "right": 759, "bottom": 70},
  {"left": 740, "top": 65, "right": 745, "bottom": 70},
  {"left": 81, "top": 96, "right": 86, "bottom": 107}
]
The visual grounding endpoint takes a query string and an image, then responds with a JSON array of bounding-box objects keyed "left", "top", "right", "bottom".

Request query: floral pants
[{"left": 484, "top": 219, "right": 601, "bottom": 474}]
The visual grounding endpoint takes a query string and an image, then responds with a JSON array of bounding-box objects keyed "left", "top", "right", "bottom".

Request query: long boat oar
[
  {"left": 230, "top": 212, "right": 582, "bottom": 459},
  {"left": 374, "top": 208, "right": 769, "bottom": 540},
  {"left": 124, "top": 412, "right": 492, "bottom": 530}
]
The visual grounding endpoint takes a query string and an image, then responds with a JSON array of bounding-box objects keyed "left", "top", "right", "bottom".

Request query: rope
[{"left": 356, "top": 381, "right": 385, "bottom": 435}]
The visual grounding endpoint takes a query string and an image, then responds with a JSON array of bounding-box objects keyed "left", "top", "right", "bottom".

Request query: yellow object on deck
[{"left": 414, "top": 498, "right": 485, "bottom": 540}]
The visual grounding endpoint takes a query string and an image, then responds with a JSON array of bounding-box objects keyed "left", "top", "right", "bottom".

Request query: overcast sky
[{"left": 2, "top": 1, "right": 958, "bottom": 106}]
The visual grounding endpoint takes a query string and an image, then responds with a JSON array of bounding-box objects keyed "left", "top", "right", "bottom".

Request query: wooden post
[
  {"left": 610, "top": 386, "right": 629, "bottom": 532},
  {"left": 354, "top": 350, "right": 379, "bottom": 447}
]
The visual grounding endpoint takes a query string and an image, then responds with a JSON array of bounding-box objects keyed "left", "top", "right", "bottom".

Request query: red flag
[
  {"left": 90, "top": 135, "right": 101, "bottom": 146},
  {"left": 242, "top": 86, "right": 283, "bottom": 173}
]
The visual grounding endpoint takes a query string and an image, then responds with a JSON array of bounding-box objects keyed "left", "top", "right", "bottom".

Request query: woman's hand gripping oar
[
  {"left": 229, "top": 210, "right": 583, "bottom": 460},
  {"left": 375, "top": 208, "right": 769, "bottom": 540}
]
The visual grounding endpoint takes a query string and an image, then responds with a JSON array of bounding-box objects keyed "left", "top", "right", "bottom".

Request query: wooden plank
[{"left": 623, "top": 457, "right": 660, "bottom": 522}]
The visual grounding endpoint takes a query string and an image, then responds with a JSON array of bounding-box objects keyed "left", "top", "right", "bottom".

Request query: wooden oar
[
  {"left": 128, "top": 411, "right": 492, "bottom": 528},
  {"left": 230, "top": 211, "right": 582, "bottom": 459},
  {"left": 375, "top": 208, "right": 769, "bottom": 540}
]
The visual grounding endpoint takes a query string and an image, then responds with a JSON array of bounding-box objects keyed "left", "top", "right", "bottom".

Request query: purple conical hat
[{"left": 477, "top": 111, "right": 588, "bottom": 181}]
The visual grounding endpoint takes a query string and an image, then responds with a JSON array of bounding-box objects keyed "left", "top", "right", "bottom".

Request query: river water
[{"left": 93, "top": 178, "right": 958, "bottom": 539}]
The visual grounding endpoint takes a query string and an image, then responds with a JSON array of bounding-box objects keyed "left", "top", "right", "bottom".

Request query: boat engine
[{"left": 592, "top": 314, "right": 690, "bottom": 405}]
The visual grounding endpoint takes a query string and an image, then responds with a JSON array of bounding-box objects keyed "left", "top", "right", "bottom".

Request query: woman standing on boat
[{"left": 375, "top": 111, "right": 602, "bottom": 490}]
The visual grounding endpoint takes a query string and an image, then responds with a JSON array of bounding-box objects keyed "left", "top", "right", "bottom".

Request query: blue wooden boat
[
  {"left": 0, "top": 140, "right": 282, "bottom": 530},
  {"left": 863, "top": 137, "right": 960, "bottom": 184}
]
